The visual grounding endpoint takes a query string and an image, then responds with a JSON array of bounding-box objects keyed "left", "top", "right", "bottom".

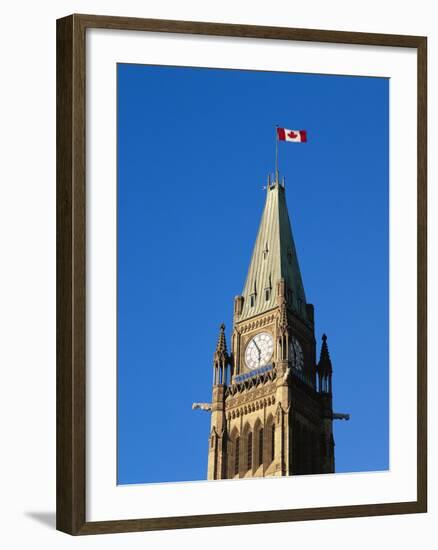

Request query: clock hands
[{"left": 253, "top": 340, "right": 262, "bottom": 366}]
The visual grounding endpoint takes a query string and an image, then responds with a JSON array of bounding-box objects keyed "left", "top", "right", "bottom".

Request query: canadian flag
[{"left": 277, "top": 128, "right": 307, "bottom": 143}]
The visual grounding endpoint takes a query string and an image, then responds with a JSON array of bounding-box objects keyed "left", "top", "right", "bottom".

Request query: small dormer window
[
  {"left": 264, "top": 274, "right": 272, "bottom": 301},
  {"left": 250, "top": 280, "right": 257, "bottom": 307}
]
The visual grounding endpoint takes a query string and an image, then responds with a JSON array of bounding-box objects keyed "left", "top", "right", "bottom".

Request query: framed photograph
[{"left": 56, "top": 14, "right": 427, "bottom": 535}]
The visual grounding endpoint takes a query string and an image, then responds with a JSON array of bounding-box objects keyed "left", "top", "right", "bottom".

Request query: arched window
[
  {"left": 294, "top": 421, "right": 302, "bottom": 475},
  {"left": 234, "top": 437, "right": 240, "bottom": 476},
  {"left": 311, "top": 433, "right": 319, "bottom": 474},
  {"left": 303, "top": 426, "right": 310, "bottom": 474},
  {"left": 247, "top": 432, "right": 253, "bottom": 471},
  {"left": 258, "top": 428, "right": 264, "bottom": 466},
  {"left": 271, "top": 424, "right": 275, "bottom": 461}
]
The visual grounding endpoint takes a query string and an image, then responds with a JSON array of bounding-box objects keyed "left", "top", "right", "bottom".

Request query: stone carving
[
  {"left": 282, "top": 365, "right": 291, "bottom": 383},
  {"left": 239, "top": 314, "right": 275, "bottom": 334},
  {"left": 225, "top": 381, "right": 276, "bottom": 410}
]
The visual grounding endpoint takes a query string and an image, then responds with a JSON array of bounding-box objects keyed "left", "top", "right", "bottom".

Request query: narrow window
[
  {"left": 303, "top": 427, "right": 310, "bottom": 474},
  {"left": 258, "top": 428, "right": 264, "bottom": 466},
  {"left": 265, "top": 288, "right": 271, "bottom": 301},
  {"left": 247, "top": 432, "right": 253, "bottom": 471},
  {"left": 271, "top": 424, "right": 275, "bottom": 461},
  {"left": 250, "top": 294, "right": 256, "bottom": 307},
  {"left": 234, "top": 437, "right": 240, "bottom": 476},
  {"left": 320, "top": 433, "right": 326, "bottom": 459},
  {"left": 293, "top": 421, "right": 301, "bottom": 475},
  {"left": 311, "top": 435, "right": 318, "bottom": 474}
]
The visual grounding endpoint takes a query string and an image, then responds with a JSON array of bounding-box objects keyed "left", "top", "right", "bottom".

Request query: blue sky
[{"left": 117, "top": 63, "right": 389, "bottom": 484}]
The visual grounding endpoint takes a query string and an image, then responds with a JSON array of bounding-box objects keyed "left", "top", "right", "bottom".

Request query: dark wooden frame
[{"left": 57, "top": 13, "right": 427, "bottom": 535}]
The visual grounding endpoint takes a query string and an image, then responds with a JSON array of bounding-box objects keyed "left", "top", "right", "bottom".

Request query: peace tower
[{"left": 194, "top": 173, "right": 344, "bottom": 480}]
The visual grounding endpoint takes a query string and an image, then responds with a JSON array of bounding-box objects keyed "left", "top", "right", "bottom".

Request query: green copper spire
[{"left": 240, "top": 180, "right": 307, "bottom": 320}]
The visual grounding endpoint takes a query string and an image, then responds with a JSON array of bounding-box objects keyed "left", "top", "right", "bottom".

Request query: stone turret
[
  {"left": 317, "top": 334, "right": 333, "bottom": 394},
  {"left": 213, "top": 323, "right": 230, "bottom": 386}
]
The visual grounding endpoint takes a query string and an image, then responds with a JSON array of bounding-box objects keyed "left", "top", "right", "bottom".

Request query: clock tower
[{"left": 205, "top": 174, "right": 337, "bottom": 480}]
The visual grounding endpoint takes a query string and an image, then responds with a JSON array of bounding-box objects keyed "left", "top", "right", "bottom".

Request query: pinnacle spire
[
  {"left": 317, "top": 334, "right": 333, "bottom": 394},
  {"left": 318, "top": 334, "right": 332, "bottom": 373},
  {"left": 213, "top": 323, "right": 230, "bottom": 386},
  {"left": 279, "top": 295, "right": 288, "bottom": 333},
  {"left": 215, "top": 323, "right": 228, "bottom": 355}
]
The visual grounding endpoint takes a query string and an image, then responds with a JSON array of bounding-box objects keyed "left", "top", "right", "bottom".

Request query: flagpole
[{"left": 275, "top": 125, "right": 279, "bottom": 184}]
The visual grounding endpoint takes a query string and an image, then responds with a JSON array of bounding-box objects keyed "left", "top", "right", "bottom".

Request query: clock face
[
  {"left": 245, "top": 332, "right": 274, "bottom": 370},
  {"left": 289, "top": 336, "right": 304, "bottom": 370}
]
